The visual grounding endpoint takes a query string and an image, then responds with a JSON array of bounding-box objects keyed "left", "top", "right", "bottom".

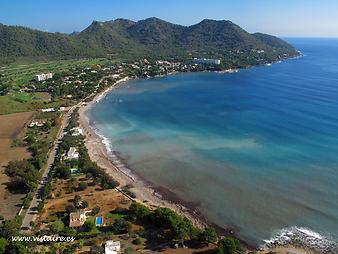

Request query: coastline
[
  {"left": 76, "top": 61, "right": 338, "bottom": 254},
  {"left": 78, "top": 77, "right": 209, "bottom": 230}
]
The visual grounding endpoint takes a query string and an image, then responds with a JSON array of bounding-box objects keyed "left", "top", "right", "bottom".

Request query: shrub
[
  {"left": 78, "top": 182, "right": 88, "bottom": 191},
  {"left": 84, "top": 219, "right": 96, "bottom": 232},
  {"left": 217, "top": 237, "right": 240, "bottom": 254},
  {"left": 112, "top": 218, "right": 132, "bottom": 234},
  {"left": 37, "top": 202, "right": 44, "bottom": 213},
  {"left": 66, "top": 204, "right": 77, "bottom": 213},
  {"left": 49, "top": 220, "right": 64, "bottom": 234},
  {"left": 132, "top": 238, "right": 142, "bottom": 245},
  {"left": 91, "top": 207, "right": 100, "bottom": 216},
  {"left": 124, "top": 247, "right": 135, "bottom": 254},
  {"left": 23, "top": 193, "right": 33, "bottom": 209},
  {"left": 128, "top": 203, "right": 151, "bottom": 222},
  {"left": 198, "top": 227, "right": 217, "bottom": 243}
]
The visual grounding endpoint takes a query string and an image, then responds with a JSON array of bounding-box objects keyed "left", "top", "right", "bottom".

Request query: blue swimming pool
[{"left": 95, "top": 216, "right": 103, "bottom": 225}]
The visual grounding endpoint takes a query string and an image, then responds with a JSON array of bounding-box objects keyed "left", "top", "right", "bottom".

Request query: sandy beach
[
  {"left": 78, "top": 78, "right": 208, "bottom": 229},
  {"left": 259, "top": 245, "right": 320, "bottom": 254}
]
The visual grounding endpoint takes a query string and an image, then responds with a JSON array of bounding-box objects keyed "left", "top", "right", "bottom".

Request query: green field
[
  {"left": 0, "top": 93, "right": 63, "bottom": 115},
  {"left": 0, "top": 58, "right": 110, "bottom": 114},
  {"left": 0, "top": 58, "right": 109, "bottom": 89}
]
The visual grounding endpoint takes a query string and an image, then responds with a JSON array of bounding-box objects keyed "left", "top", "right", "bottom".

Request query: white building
[
  {"left": 71, "top": 127, "right": 83, "bottom": 136},
  {"left": 35, "top": 73, "right": 53, "bottom": 82},
  {"left": 69, "top": 210, "right": 93, "bottom": 227},
  {"left": 41, "top": 108, "right": 55, "bottom": 113},
  {"left": 29, "top": 119, "right": 45, "bottom": 128},
  {"left": 65, "top": 147, "right": 79, "bottom": 160},
  {"left": 105, "top": 241, "right": 121, "bottom": 254},
  {"left": 193, "top": 58, "right": 221, "bottom": 65}
]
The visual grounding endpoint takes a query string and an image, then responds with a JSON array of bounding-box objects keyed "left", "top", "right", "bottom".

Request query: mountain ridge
[{"left": 0, "top": 18, "right": 298, "bottom": 65}]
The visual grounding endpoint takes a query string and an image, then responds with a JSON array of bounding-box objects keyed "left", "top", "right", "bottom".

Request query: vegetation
[
  {"left": 4, "top": 111, "right": 60, "bottom": 194},
  {"left": 217, "top": 237, "right": 240, "bottom": 254},
  {"left": 49, "top": 220, "right": 65, "bottom": 234},
  {"left": 0, "top": 18, "right": 298, "bottom": 65}
]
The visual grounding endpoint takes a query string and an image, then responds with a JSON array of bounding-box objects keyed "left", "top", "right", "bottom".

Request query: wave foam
[
  {"left": 89, "top": 122, "right": 137, "bottom": 182},
  {"left": 262, "top": 227, "right": 338, "bottom": 253}
]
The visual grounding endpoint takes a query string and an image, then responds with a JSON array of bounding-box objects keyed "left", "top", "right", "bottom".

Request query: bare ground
[{"left": 0, "top": 111, "right": 33, "bottom": 218}]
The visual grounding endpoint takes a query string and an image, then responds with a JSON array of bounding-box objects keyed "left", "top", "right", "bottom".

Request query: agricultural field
[
  {"left": 0, "top": 112, "right": 34, "bottom": 218},
  {"left": 0, "top": 58, "right": 109, "bottom": 89},
  {"left": 0, "top": 58, "right": 109, "bottom": 114},
  {"left": 0, "top": 92, "right": 62, "bottom": 115}
]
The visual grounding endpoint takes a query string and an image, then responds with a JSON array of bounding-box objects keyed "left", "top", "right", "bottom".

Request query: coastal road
[
  {"left": 20, "top": 105, "right": 77, "bottom": 232},
  {"left": 20, "top": 75, "right": 120, "bottom": 232}
]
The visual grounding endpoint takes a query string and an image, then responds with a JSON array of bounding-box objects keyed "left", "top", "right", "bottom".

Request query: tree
[
  {"left": 66, "top": 178, "right": 78, "bottom": 192},
  {"left": 90, "top": 207, "right": 100, "bottom": 216},
  {"left": 23, "top": 169, "right": 40, "bottom": 192},
  {"left": 5, "top": 159, "right": 41, "bottom": 193},
  {"left": 50, "top": 243, "right": 66, "bottom": 254},
  {"left": 4, "top": 241, "right": 27, "bottom": 254},
  {"left": 76, "top": 239, "right": 84, "bottom": 250},
  {"left": 75, "top": 199, "right": 88, "bottom": 209},
  {"left": 50, "top": 220, "right": 64, "bottom": 234},
  {"left": 62, "top": 227, "right": 77, "bottom": 237},
  {"left": 173, "top": 219, "right": 192, "bottom": 247},
  {"left": 77, "top": 182, "right": 88, "bottom": 191},
  {"left": 66, "top": 204, "right": 77, "bottom": 213},
  {"left": 0, "top": 219, "right": 20, "bottom": 239},
  {"left": 217, "top": 237, "right": 239, "bottom": 254},
  {"left": 132, "top": 238, "right": 142, "bottom": 245},
  {"left": 199, "top": 227, "right": 217, "bottom": 243},
  {"left": 84, "top": 220, "right": 96, "bottom": 232},
  {"left": 37, "top": 202, "right": 44, "bottom": 213},
  {"left": 23, "top": 193, "right": 33, "bottom": 209},
  {"left": 55, "top": 164, "right": 71, "bottom": 179},
  {"left": 128, "top": 203, "right": 151, "bottom": 222},
  {"left": 112, "top": 218, "right": 132, "bottom": 234},
  {"left": 0, "top": 238, "right": 8, "bottom": 254}
]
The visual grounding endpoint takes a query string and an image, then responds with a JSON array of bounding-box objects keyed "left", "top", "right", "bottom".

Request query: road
[
  {"left": 20, "top": 105, "right": 77, "bottom": 232},
  {"left": 20, "top": 75, "right": 114, "bottom": 232}
]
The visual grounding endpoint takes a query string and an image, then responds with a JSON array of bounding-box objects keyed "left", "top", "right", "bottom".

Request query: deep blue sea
[{"left": 89, "top": 39, "right": 338, "bottom": 248}]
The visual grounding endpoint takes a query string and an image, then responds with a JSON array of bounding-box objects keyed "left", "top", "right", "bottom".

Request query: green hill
[{"left": 0, "top": 18, "right": 298, "bottom": 64}]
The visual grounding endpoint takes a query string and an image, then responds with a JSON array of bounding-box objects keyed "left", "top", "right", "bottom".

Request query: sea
[{"left": 88, "top": 38, "right": 338, "bottom": 250}]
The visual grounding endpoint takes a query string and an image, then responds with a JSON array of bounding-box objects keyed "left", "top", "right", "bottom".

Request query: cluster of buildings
[
  {"left": 71, "top": 127, "right": 83, "bottom": 136},
  {"left": 193, "top": 58, "right": 221, "bottom": 65},
  {"left": 29, "top": 119, "right": 45, "bottom": 128},
  {"left": 35, "top": 73, "right": 53, "bottom": 82},
  {"left": 65, "top": 147, "right": 79, "bottom": 160},
  {"left": 69, "top": 210, "right": 89, "bottom": 228},
  {"left": 40, "top": 107, "right": 55, "bottom": 113},
  {"left": 105, "top": 240, "right": 121, "bottom": 254},
  {"left": 69, "top": 210, "right": 103, "bottom": 227}
]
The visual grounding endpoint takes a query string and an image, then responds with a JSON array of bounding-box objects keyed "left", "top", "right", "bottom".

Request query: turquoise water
[{"left": 90, "top": 39, "right": 338, "bottom": 247}]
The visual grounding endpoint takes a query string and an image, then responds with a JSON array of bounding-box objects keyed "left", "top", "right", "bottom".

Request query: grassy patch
[
  {"left": 105, "top": 212, "right": 127, "bottom": 220},
  {"left": 0, "top": 58, "right": 109, "bottom": 89},
  {"left": 11, "top": 92, "right": 33, "bottom": 103},
  {"left": 0, "top": 92, "right": 64, "bottom": 115}
]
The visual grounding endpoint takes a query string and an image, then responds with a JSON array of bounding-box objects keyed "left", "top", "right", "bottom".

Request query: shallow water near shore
[{"left": 89, "top": 38, "right": 338, "bottom": 248}]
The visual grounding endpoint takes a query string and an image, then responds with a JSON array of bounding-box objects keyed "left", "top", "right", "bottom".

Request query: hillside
[{"left": 0, "top": 18, "right": 298, "bottom": 65}]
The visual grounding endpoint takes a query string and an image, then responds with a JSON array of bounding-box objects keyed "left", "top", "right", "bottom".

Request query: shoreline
[
  {"left": 77, "top": 66, "right": 337, "bottom": 254},
  {"left": 78, "top": 77, "right": 210, "bottom": 230}
]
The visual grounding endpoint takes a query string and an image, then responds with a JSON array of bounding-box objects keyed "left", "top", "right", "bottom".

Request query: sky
[{"left": 0, "top": 0, "right": 337, "bottom": 37}]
